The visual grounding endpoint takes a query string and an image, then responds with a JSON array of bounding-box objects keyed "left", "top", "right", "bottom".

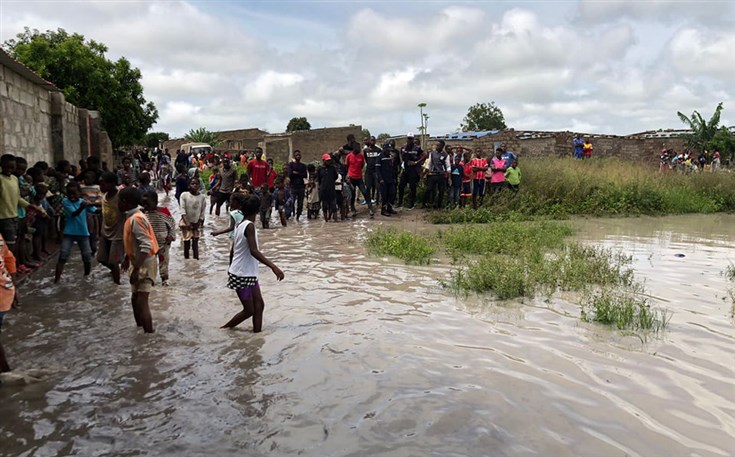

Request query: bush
[{"left": 365, "top": 228, "right": 435, "bottom": 265}]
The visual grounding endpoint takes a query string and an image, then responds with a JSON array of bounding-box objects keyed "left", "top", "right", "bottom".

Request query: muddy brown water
[{"left": 1, "top": 200, "right": 733, "bottom": 457}]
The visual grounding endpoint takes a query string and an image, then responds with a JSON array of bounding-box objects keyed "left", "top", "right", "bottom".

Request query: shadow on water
[{"left": 1, "top": 200, "right": 734, "bottom": 456}]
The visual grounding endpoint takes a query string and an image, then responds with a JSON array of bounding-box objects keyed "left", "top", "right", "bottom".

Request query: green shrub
[
  {"left": 365, "top": 228, "right": 435, "bottom": 265},
  {"left": 581, "top": 288, "right": 670, "bottom": 334}
]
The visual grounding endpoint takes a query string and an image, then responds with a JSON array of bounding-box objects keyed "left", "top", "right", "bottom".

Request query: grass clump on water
[
  {"left": 366, "top": 221, "right": 670, "bottom": 333},
  {"left": 430, "top": 158, "right": 735, "bottom": 224},
  {"left": 581, "top": 288, "right": 671, "bottom": 334},
  {"left": 365, "top": 228, "right": 435, "bottom": 265}
]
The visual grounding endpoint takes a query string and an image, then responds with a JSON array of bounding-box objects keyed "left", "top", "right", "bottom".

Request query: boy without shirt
[{"left": 97, "top": 172, "right": 124, "bottom": 284}]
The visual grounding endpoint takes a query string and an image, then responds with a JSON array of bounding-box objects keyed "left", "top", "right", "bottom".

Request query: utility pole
[
  {"left": 423, "top": 114, "right": 430, "bottom": 146},
  {"left": 418, "top": 102, "right": 427, "bottom": 149}
]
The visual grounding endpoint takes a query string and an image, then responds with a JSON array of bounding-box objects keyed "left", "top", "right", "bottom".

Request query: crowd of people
[
  {"left": 0, "top": 133, "right": 527, "bottom": 372},
  {"left": 156, "top": 133, "right": 522, "bottom": 225},
  {"left": 659, "top": 148, "right": 723, "bottom": 173}
]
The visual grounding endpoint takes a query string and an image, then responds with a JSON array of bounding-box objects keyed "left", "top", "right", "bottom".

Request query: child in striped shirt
[{"left": 141, "top": 191, "right": 175, "bottom": 286}]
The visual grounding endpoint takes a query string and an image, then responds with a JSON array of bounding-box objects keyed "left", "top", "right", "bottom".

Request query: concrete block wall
[
  {"left": 289, "top": 125, "right": 362, "bottom": 163},
  {"left": 0, "top": 64, "right": 53, "bottom": 165},
  {"left": 1, "top": 59, "right": 109, "bottom": 167}
]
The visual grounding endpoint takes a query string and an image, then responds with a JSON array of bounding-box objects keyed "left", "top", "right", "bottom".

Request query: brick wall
[
  {"left": 1, "top": 55, "right": 107, "bottom": 167},
  {"left": 434, "top": 129, "right": 689, "bottom": 165},
  {"left": 0, "top": 63, "right": 53, "bottom": 165},
  {"left": 289, "top": 125, "right": 363, "bottom": 163}
]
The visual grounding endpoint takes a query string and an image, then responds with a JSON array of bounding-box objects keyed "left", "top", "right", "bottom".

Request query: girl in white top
[
  {"left": 222, "top": 195, "right": 284, "bottom": 332},
  {"left": 211, "top": 193, "right": 247, "bottom": 264}
]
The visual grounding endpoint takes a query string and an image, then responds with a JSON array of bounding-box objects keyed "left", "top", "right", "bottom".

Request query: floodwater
[{"left": 1, "top": 201, "right": 734, "bottom": 457}]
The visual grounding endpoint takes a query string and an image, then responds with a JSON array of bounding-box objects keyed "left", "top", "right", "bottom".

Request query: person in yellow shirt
[
  {"left": 0, "top": 155, "right": 30, "bottom": 260},
  {"left": 583, "top": 139, "right": 593, "bottom": 158}
]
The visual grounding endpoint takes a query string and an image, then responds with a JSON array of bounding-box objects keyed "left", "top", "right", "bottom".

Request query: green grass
[
  {"left": 430, "top": 158, "right": 735, "bottom": 224},
  {"left": 365, "top": 221, "right": 670, "bottom": 334},
  {"left": 581, "top": 287, "right": 671, "bottom": 334},
  {"left": 365, "top": 228, "right": 435, "bottom": 265}
]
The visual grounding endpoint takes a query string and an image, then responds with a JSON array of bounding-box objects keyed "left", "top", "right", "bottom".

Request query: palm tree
[
  {"left": 184, "top": 127, "right": 221, "bottom": 146},
  {"left": 677, "top": 102, "right": 724, "bottom": 152}
]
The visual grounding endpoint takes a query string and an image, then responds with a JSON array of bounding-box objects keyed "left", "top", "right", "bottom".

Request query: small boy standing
[
  {"left": 54, "top": 182, "right": 96, "bottom": 282},
  {"left": 221, "top": 195, "right": 284, "bottom": 332},
  {"left": 274, "top": 179, "right": 293, "bottom": 227},
  {"left": 119, "top": 187, "right": 159, "bottom": 333},
  {"left": 450, "top": 154, "right": 463, "bottom": 207},
  {"left": 179, "top": 179, "right": 206, "bottom": 260},
  {"left": 98, "top": 172, "right": 124, "bottom": 284},
  {"left": 142, "top": 191, "right": 175, "bottom": 286},
  {"left": 259, "top": 184, "right": 273, "bottom": 229},
  {"left": 505, "top": 159, "right": 521, "bottom": 193},
  {"left": 80, "top": 170, "right": 102, "bottom": 255}
]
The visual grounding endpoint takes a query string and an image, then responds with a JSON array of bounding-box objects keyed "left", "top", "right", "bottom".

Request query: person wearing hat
[
  {"left": 316, "top": 154, "right": 338, "bottom": 221},
  {"left": 397, "top": 133, "right": 425, "bottom": 209}
]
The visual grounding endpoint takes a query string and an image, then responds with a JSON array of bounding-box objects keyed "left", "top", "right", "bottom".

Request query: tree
[
  {"left": 4, "top": 28, "right": 158, "bottom": 146},
  {"left": 185, "top": 127, "right": 221, "bottom": 146},
  {"left": 142, "top": 132, "right": 169, "bottom": 148},
  {"left": 286, "top": 117, "right": 311, "bottom": 132},
  {"left": 461, "top": 102, "right": 507, "bottom": 132},
  {"left": 677, "top": 102, "right": 725, "bottom": 152},
  {"left": 709, "top": 126, "right": 735, "bottom": 165},
  {"left": 377, "top": 133, "right": 391, "bottom": 141},
  {"left": 361, "top": 128, "right": 371, "bottom": 139}
]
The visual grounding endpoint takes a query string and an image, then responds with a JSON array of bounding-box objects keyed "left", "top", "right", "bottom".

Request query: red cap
[{"left": 322, "top": 153, "right": 332, "bottom": 160}]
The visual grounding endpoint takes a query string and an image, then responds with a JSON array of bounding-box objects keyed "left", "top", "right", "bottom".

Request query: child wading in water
[
  {"left": 212, "top": 193, "right": 247, "bottom": 264},
  {"left": 54, "top": 182, "right": 97, "bottom": 283},
  {"left": 222, "top": 195, "right": 284, "bottom": 332},
  {"left": 141, "top": 191, "right": 176, "bottom": 286},
  {"left": 179, "top": 179, "right": 206, "bottom": 260},
  {"left": 119, "top": 187, "right": 159, "bottom": 333}
]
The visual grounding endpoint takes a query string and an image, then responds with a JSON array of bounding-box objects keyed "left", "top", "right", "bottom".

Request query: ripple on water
[{"left": 0, "top": 211, "right": 734, "bottom": 456}]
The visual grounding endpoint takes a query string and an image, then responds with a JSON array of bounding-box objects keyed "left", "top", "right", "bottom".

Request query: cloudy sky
[{"left": 1, "top": 0, "right": 733, "bottom": 138}]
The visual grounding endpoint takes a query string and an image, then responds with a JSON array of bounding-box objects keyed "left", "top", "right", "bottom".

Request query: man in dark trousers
[
  {"left": 376, "top": 140, "right": 400, "bottom": 216},
  {"left": 397, "top": 133, "right": 425, "bottom": 209},
  {"left": 363, "top": 136, "right": 382, "bottom": 207},
  {"left": 287, "top": 150, "right": 308, "bottom": 221}
]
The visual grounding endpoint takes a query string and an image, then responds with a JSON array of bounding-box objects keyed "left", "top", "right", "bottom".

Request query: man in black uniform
[
  {"left": 397, "top": 133, "right": 425, "bottom": 209},
  {"left": 287, "top": 150, "right": 308, "bottom": 221},
  {"left": 376, "top": 140, "right": 400, "bottom": 216},
  {"left": 363, "top": 136, "right": 382, "bottom": 207}
]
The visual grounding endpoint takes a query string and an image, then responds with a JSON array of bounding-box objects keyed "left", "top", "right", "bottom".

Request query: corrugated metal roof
[{"left": 0, "top": 48, "right": 59, "bottom": 91}]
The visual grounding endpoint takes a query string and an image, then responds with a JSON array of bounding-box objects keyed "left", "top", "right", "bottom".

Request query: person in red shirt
[
  {"left": 461, "top": 151, "right": 473, "bottom": 208},
  {"left": 246, "top": 148, "right": 269, "bottom": 191},
  {"left": 344, "top": 148, "right": 374, "bottom": 217},
  {"left": 470, "top": 148, "right": 488, "bottom": 208}
]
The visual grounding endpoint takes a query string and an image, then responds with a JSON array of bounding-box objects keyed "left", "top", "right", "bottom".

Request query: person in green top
[{"left": 504, "top": 159, "right": 521, "bottom": 193}]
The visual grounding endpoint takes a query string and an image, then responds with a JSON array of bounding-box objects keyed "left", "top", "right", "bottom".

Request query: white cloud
[
  {"left": 668, "top": 29, "right": 735, "bottom": 80},
  {"left": 243, "top": 71, "right": 305, "bottom": 104},
  {"left": 1, "top": 1, "right": 732, "bottom": 138}
]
